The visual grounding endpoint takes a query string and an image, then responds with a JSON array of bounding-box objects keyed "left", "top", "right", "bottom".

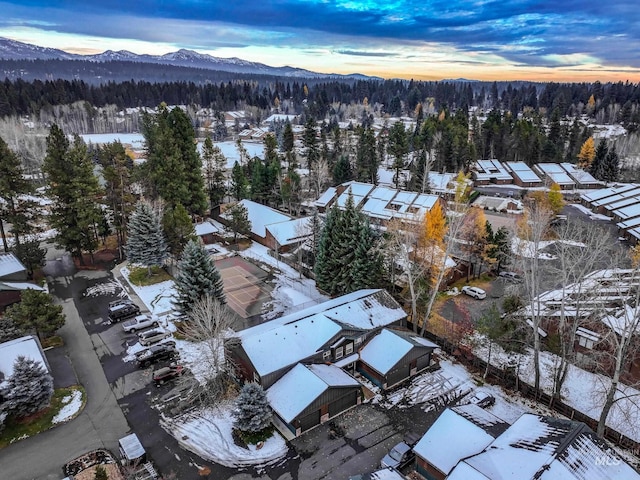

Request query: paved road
[{"left": 1, "top": 267, "right": 130, "bottom": 480}]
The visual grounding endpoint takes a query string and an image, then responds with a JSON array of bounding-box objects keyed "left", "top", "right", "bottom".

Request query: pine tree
[
  {"left": 232, "top": 383, "right": 272, "bottom": 433},
  {"left": 125, "top": 202, "right": 168, "bottom": 275},
  {"left": 230, "top": 162, "right": 249, "bottom": 201},
  {"left": 0, "top": 136, "right": 37, "bottom": 252},
  {"left": 43, "top": 126, "right": 102, "bottom": 264},
  {"left": 225, "top": 202, "right": 252, "bottom": 244},
  {"left": 162, "top": 203, "right": 196, "bottom": 256},
  {"left": 0, "top": 316, "right": 24, "bottom": 343},
  {"left": 590, "top": 140, "right": 609, "bottom": 181},
  {"left": 173, "top": 239, "right": 226, "bottom": 316},
  {"left": 4, "top": 356, "right": 54, "bottom": 418},
  {"left": 202, "top": 137, "right": 228, "bottom": 209},
  {"left": 388, "top": 121, "right": 409, "bottom": 188},
  {"left": 332, "top": 155, "right": 353, "bottom": 185},
  {"left": 604, "top": 144, "right": 619, "bottom": 182},
  {"left": 4, "top": 289, "right": 65, "bottom": 339}
]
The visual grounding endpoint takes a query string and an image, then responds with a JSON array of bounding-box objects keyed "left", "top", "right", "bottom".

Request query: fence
[{"left": 410, "top": 322, "right": 640, "bottom": 454}]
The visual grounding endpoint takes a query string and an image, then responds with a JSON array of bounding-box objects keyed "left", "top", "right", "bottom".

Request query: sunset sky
[{"left": 1, "top": 0, "right": 639, "bottom": 82}]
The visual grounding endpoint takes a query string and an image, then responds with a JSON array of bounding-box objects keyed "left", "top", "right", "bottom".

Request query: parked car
[
  {"left": 137, "top": 327, "right": 172, "bottom": 346},
  {"left": 469, "top": 390, "right": 496, "bottom": 408},
  {"left": 108, "top": 302, "right": 140, "bottom": 322},
  {"left": 136, "top": 343, "right": 178, "bottom": 367},
  {"left": 109, "top": 298, "right": 134, "bottom": 309},
  {"left": 461, "top": 286, "right": 487, "bottom": 300},
  {"left": 498, "top": 271, "right": 521, "bottom": 282},
  {"left": 153, "top": 364, "right": 184, "bottom": 386},
  {"left": 381, "top": 441, "right": 415, "bottom": 469},
  {"left": 123, "top": 314, "right": 159, "bottom": 333}
]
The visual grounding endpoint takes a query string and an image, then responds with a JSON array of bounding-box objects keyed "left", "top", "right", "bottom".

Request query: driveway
[{"left": 2, "top": 265, "right": 130, "bottom": 480}]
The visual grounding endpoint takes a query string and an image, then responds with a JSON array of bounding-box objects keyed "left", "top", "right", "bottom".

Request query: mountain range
[{"left": 0, "top": 37, "right": 377, "bottom": 80}]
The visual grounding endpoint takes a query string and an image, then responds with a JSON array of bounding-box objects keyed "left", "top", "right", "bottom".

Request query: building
[
  {"left": 505, "top": 162, "right": 543, "bottom": 188},
  {"left": 217, "top": 200, "right": 311, "bottom": 253},
  {"left": 0, "top": 335, "right": 50, "bottom": 387},
  {"left": 472, "top": 160, "right": 513, "bottom": 185},
  {"left": 0, "top": 252, "right": 27, "bottom": 281},
  {"left": 357, "top": 329, "right": 437, "bottom": 390},
  {"left": 560, "top": 162, "right": 601, "bottom": 189},
  {"left": 533, "top": 163, "right": 575, "bottom": 189},
  {"left": 267, "top": 363, "right": 361, "bottom": 437},
  {"left": 414, "top": 406, "right": 640, "bottom": 480},
  {"left": 314, "top": 182, "right": 441, "bottom": 228}
]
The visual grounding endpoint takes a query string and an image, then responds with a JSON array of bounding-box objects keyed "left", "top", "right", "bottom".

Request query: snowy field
[
  {"left": 52, "top": 389, "right": 83, "bottom": 424},
  {"left": 79, "top": 133, "right": 264, "bottom": 168},
  {"left": 120, "top": 266, "right": 177, "bottom": 316}
]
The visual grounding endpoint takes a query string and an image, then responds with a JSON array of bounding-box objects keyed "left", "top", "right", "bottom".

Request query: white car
[
  {"left": 137, "top": 327, "right": 172, "bottom": 346},
  {"left": 122, "top": 314, "right": 159, "bottom": 333},
  {"left": 461, "top": 286, "right": 486, "bottom": 300}
]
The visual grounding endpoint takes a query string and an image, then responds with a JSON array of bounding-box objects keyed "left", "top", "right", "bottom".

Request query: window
[
  {"left": 323, "top": 351, "right": 331, "bottom": 360},
  {"left": 578, "top": 336, "right": 595, "bottom": 349},
  {"left": 345, "top": 343, "right": 353, "bottom": 355},
  {"left": 354, "top": 336, "right": 364, "bottom": 345},
  {"left": 335, "top": 346, "right": 344, "bottom": 359},
  {"left": 253, "top": 371, "right": 260, "bottom": 383}
]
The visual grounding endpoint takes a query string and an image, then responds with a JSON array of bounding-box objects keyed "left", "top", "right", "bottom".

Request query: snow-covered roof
[
  {"left": 266, "top": 217, "right": 312, "bottom": 246},
  {"left": 413, "top": 405, "right": 508, "bottom": 475},
  {"left": 560, "top": 163, "right": 599, "bottom": 185},
  {"left": 267, "top": 363, "right": 359, "bottom": 423},
  {"left": 263, "top": 114, "right": 298, "bottom": 124},
  {"left": 534, "top": 163, "right": 575, "bottom": 186},
  {"left": 582, "top": 184, "right": 640, "bottom": 204},
  {"left": 315, "top": 186, "right": 337, "bottom": 208},
  {"left": 336, "top": 182, "right": 376, "bottom": 208},
  {"left": 237, "top": 289, "right": 405, "bottom": 377},
  {"left": 506, "top": 162, "right": 541, "bottom": 183},
  {"left": 429, "top": 172, "right": 457, "bottom": 193},
  {"left": 0, "top": 252, "right": 26, "bottom": 278},
  {"left": 456, "top": 414, "right": 639, "bottom": 480},
  {"left": 194, "top": 221, "right": 220, "bottom": 236},
  {"left": 474, "top": 159, "right": 513, "bottom": 182},
  {"left": 612, "top": 202, "right": 640, "bottom": 221},
  {"left": 0, "top": 281, "right": 46, "bottom": 292},
  {"left": 235, "top": 199, "right": 291, "bottom": 237},
  {"left": 359, "top": 329, "right": 435, "bottom": 375},
  {"left": 0, "top": 335, "right": 48, "bottom": 384}
]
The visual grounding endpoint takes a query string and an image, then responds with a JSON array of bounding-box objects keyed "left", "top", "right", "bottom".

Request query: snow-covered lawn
[
  {"left": 120, "top": 266, "right": 177, "bottom": 316},
  {"left": 161, "top": 403, "right": 288, "bottom": 470},
  {"left": 52, "top": 389, "right": 84, "bottom": 424}
]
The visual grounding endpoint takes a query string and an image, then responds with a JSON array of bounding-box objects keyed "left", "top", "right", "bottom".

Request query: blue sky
[{"left": 1, "top": 0, "right": 639, "bottom": 81}]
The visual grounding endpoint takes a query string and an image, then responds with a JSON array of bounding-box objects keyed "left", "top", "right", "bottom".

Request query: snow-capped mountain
[{"left": 0, "top": 37, "right": 377, "bottom": 80}]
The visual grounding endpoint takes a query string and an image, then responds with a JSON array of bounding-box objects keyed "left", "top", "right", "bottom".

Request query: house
[
  {"left": 357, "top": 329, "right": 437, "bottom": 390},
  {"left": 472, "top": 160, "right": 513, "bottom": 185},
  {"left": 505, "top": 162, "right": 542, "bottom": 188},
  {"left": 217, "top": 200, "right": 311, "bottom": 253},
  {"left": 582, "top": 183, "right": 640, "bottom": 212},
  {"left": 194, "top": 220, "right": 222, "bottom": 245},
  {"left": 228, "top": 289, "right": 407, "bottom": 388},
  {"left": 560, "top": 162, "right": 601, "bottom": 189},
  {"left": 472, "top": 195, "right": 523, "bottom": 214},
  {"left": 0, "top": 252, "right": 27, "bottom": 281},
  {"left": 0, "top": 335, "right": 50, "bottom": 387},
  {"left": 413, "top": 404, "right": 509, "bottom": 480},
  {"left": 314, "top": 182, "right": 441, "bottom": 228},
  {"left": 267, "top": 363, "right": 361, "bottom": 437},
  {"left": 447, "top": 413, "right": 640, "bottom": 480},
  {"left": 0, "top": 281, "right": 45, "bottom": 311},
  {"left": 533, "top": 163, "right": 575, "bottom": 189}
]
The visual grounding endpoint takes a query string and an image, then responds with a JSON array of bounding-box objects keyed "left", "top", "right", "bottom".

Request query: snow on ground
[
  {"left": 511, "top": 238, "right": 557, "bottom": 259},
  {"left": 172, "top": 338, "right": 226, "bottom": 383},
  {"left": 120, "top": 266, "right": 177, "bottom": 316},
  {"left": 84, "top": 280, "right": 125, "bottom": 298},
  {"left": 52, "top": 389, "right": 83, "bottom": 424},
  {"left": 568, "top": 203, "right": 612, "bottom": 221},
  {"left": 161, "top": 403, "right": 288, "bottom": 470},
  {"left": 471, "top": 334, "right": 640, "bottom": 443}
]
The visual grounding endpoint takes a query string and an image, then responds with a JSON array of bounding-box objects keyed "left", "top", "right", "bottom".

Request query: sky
[{"left": 0, "top": 1, "right": 639, "bottom": 83}]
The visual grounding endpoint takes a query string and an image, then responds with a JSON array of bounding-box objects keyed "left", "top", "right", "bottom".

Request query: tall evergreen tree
[
  {"left": 173, "top": 239, "right": 226, "bottom": 316},
  {"left": 162, "top": 203, "right": 196, "bottom": 256},
  {"left": 4, "top": 356, "right": 54, "bottom": 418},
  {"left": 125, "top": 202, "right": 168, "bottom": 275},
  {"left": 589, "top": 140, "right": 609, "bottom": 181},
  {"left": 603, "top": 144, "right": 619, "bottom": 182},
  {"left": 43, "top": 125, "right": 102, "bottom": 264},
  {"left": 388, "top": 121, "right": 409, "bottom": 189},
  {"left": 232, "top": 382, "right": 272, "bottom": 433},
  {"left": 230, "top": 161, "right": 249, "bottom": 201},
  {"left": 225, "top": 202, "right": 252, "bottom": 244},
  {"left": 202, "top": 136, "right": 228, "bottom": 209},
  {"left": 142, "top": 104, "right": 207, "bottom": 215},
  {"left": 332, "top": 155, "right": 353, "bottom": 185},
  {"left": 0, "top": 136, "right": 37, "bottom": 252}
]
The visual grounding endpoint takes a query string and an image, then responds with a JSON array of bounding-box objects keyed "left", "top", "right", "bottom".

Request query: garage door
[
  {"left": 328, "top": 390, "right": 357, "bottom": 417},
  {"left": 298, "top": 409, "right": 321, "bottom": 432}
]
